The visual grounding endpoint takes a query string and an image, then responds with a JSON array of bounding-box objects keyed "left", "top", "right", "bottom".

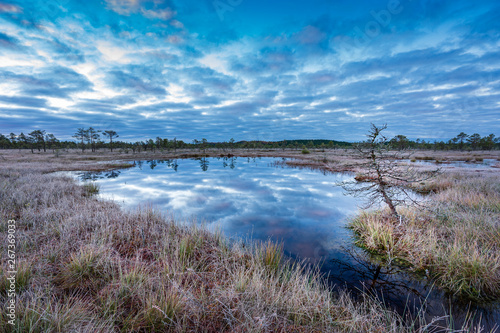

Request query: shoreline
[
  {"left": 0, "top": 151, "right": 422, "bottom": 332},
  {"left": 1, "top": 148, "right": 499, "bottom": 174},
  {"left": 0, "top": 152, "right": 498, "bottom": 332}
]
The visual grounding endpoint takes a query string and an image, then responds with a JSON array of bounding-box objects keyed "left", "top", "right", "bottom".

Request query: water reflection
[
  {"left": 222, "top": 156, "right": 237, "bottom": 169},
  {"left": 400, "top": 158, "right": 499, "bottom": 169},
  {"left": 80, "top": 170, "right": 121, "bottom": 180},
  {"left": 147, "top": 160, "right": 157, "bottom": 169},
  {"left": 326, "top": 245, "right": 500, "bottom": 330},
  {"left": 77, "top": 157, "right": 356, "bottom": 262},
  {"left": 199, "top": 157, "right": 209, "bottom": 171},
  {"left": 77, "top": 157, "right": 499, "bottom": 330}
]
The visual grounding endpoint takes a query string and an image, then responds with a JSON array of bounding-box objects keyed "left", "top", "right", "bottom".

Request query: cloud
[
  {"left": 230, "top": 47, "right": 297, "bottom": 75},
  {"left": 104, "top": 0, "right": 143, "bottom": 15},
  {"left": 141, "top": 50, "right": 181, "bottom": 64},
  {"left": 0, "top": 2, "right": 22, "bottom": 13},
  {"left": 0, "top": 67, "right": 93, "bottom": 98},
  {"left": 106, "top": 70, "right": 167, "bottom": 96},
  {"left": 294, "top": 25, "right": 327, "bottom": 45},
  {"left": 299, "top": 70, "right": 338, "bottom": 87},
  {"left": 0, "top": 32, "right": 20, "bottom": 49},
  {"left": 0, "top": 95, "right": 47, "bottom": 108},
  {"left": 0, "top": 0, "right": 499, "bottom": 141},
  {"left": 133, "top": 101, "right": 192, "bottom": 112},
  {"left": 178, "top": 66, "right": 238, "bottom": 92},
  {"left": 105, "top": 0, "right": 178, "bottom": 23},
  {"left": 75, "top": 95, "right": 137, "bottom": 112},
  {"left": 170, "top": 19, "right": 183, "bottom": 29},
  {"left": 47, "top": 38, "right": 85, "bottom": 62},
  {"left": 167, "top": 34, "right": 183, "bottom": 44},
  {"left": 141, "top": 8, "right": 175, "bottom": 20},
  {"left": 192, "top": 95, "right": 220, "bottom": 105}
]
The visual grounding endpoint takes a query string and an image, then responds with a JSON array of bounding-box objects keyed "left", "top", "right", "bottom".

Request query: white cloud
[
  {"left": 104, "top": 0, "right": 142, "bottom": 15},
  {"left": 0, "top": 3, "right": 22, "bottom": 13},
  {"left": 141, "top": 8, "right": 175, "bottom": 20},
  {"left": 105, "top": 0, "right": 177, "bottom": 22},
  {"left": 96, "top": 41, "right": 131, "bottom": 63}
]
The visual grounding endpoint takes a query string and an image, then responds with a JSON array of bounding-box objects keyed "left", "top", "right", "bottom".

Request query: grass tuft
[
  {"left": 82, "top": 181, "right": 99, "bottom": 196},
  {"left": 55, "top": 245, "right": 117, "bottom": 293},
  {"left": 260, "top": 239, "right": 284, "bottom": 274},
  {"left": 0, "top": 152, "right": 494, "bottom": 332},
  {"left": 350, "top": 172, "right": 500, "bottom": 302}
]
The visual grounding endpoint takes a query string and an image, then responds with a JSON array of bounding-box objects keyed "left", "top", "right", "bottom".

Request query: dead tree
[{"left": 341, "top": 124, "right": 439, "bottom": 221}]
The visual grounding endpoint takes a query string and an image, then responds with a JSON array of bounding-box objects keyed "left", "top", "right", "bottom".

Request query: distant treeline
[{"left": 0, "top": 128, "right": 499, "bottom": 152}]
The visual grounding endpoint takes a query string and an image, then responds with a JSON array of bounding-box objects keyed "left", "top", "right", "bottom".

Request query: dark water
[{"left": 76, "top": 157, "right": 499, "bottom": 330}]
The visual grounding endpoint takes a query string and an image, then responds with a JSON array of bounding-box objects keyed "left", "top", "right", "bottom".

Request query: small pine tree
[{"left": 341, "top": 124, "right": 439, "bottom": 220}]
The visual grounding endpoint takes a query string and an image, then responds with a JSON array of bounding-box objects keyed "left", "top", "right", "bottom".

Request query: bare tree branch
[{"left": 340, "top": 124, "right": 440, "bottom": 221}]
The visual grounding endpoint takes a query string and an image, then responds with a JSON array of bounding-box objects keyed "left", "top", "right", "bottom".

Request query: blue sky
[{"left": 0, "top": 0, "right": 499, "bottom": 142}]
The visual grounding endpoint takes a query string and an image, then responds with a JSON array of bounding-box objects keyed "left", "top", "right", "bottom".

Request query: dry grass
[
  {"left": 0, "top": 164, "right": 419, "bottom": 333},
  {"left": 1, "top": 148, "right": 499, "bottom": 175},
  {"left": 350, "top": 172, "right": 500, "bottom": 302},
  {"left": 0, "top": 150, "right": 496, "bottom": 332}
]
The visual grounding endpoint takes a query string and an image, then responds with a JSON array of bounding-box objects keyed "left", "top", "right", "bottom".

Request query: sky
[{"left": 0, "top": 0, "right": 499, "bottom": 142}]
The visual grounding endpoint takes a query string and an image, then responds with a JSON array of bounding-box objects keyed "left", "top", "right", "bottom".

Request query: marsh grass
[
  {"left": 55, "top": 245, "right": 117, "bottom": 293},
  {"left": 0, "top": 264, "right": 32, "bottom": 301},
  {"left": 0, "top": 166, "right": 420, "bottom": 333},
  {"left": 350, "top": 172, "right": 500, "bottom": 302},
  {"left": 82, "top": 181, "right": 100, "bottom": 196},
  {"left": 0, "top": 154, "right": 494, "bottom": 332},
  {"left": 258, "top": 239, "right": 284, "bottom": 271}
]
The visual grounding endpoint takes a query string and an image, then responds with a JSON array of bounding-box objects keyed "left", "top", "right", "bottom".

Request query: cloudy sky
[{"left": 0, "top": 0, "right": 499, "bottom": 142}]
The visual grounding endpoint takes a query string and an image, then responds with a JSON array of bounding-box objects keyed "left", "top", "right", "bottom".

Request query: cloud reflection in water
[
  {"left": 76, "top": 157, "right": 500, "bottom": 328},
  {"left": 84, "top": 157, "right": 356, "bottom": 263}
]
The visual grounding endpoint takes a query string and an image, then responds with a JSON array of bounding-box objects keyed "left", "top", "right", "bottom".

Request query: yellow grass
[
  {"left": 0, "top": 149, "right": 496, "bottom": 332},
  {"left": 350, "top": 172, "right": 500, "bottom": 302}
]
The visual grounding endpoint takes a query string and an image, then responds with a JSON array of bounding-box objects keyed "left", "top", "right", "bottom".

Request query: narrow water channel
[{"left": 76, "top": 157, "right": 499, "bottom": 330}]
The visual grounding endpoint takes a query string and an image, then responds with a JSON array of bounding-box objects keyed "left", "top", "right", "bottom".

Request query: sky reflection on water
[
  {"left": 77, "top": 157, "right": 499, "bottom": 329},
  {"left": 84, "top": 157, "right": 357, "bottom": 263},
  {"left": 401, "top": 158, "right": 499, "bottom": 169}
]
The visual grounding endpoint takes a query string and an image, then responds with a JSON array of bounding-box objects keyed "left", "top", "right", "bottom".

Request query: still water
[
  {"left": 83, "top": 157, "right": 356, "bottom": 266},
  {"left": 78, "top": 157, "right": 499, "bottom": 330},
  {"left": 401, "top": 158, "right": 499, "bottom": 169}
]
